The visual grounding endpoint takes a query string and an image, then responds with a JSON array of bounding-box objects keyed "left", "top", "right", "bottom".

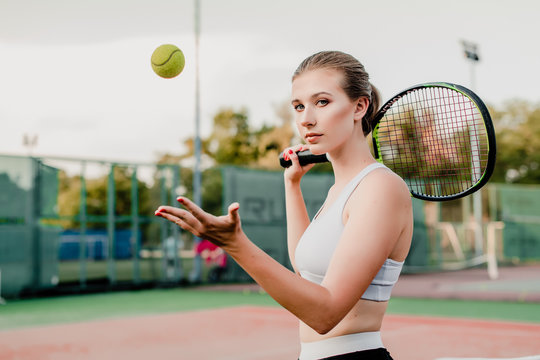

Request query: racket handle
[{"left": 279, "top": 150, "right": 329, "bottom": 168}]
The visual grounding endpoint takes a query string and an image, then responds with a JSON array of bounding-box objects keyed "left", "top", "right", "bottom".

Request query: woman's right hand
[
  {"left": 155, "top": 197, "right": 244, "bottom": 253},
  {"left": 282, "top": 144, "right": 315, "bottom": 184}
]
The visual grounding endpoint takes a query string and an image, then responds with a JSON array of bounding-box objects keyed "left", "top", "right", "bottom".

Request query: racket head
[{"left": 372, "top": 82, "right": 496, "bottom": 201}]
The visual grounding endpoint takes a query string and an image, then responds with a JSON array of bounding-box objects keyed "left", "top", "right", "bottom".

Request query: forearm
[
  {"left": 284, "top": 179, "right": 311, "bottom": 267},
  {"left": 155, "top": 197, "right": 345, "bottom": 334},
  {"left": 225, "top": 233, "right": 336, "bottom": 334}
]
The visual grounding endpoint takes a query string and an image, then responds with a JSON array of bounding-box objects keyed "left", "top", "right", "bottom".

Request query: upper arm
[{"left": 320, "top": 170, "right": 412, "bottom": 319}]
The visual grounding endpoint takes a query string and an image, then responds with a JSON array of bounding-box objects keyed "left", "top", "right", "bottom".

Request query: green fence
[
  {"left": 490, "top": 183, "right": 540, "bottom": 260},
  {"left": 0, "top": 156, "right": 60, "bottom": 297},
  {"left": 2, "top": 155, "right": 539, "bottom": 298},
  {"left": 0, "top": 154, "right": 182, "bottom": 298}
]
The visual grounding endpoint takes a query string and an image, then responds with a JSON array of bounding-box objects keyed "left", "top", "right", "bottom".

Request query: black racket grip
[{"left": 279, "top": 150, "right": 329, "bottom": 168}]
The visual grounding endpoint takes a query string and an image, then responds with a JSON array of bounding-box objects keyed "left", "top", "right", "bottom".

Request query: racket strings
[{"left": 377, "top": 86, "right": 489, "bottom": 198}]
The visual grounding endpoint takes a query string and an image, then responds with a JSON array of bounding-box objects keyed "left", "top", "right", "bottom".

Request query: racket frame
[{"left": 371, "top": 82, "right": 496, "bottom": 201}]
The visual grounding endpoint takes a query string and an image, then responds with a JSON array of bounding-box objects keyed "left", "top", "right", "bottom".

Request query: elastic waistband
[{"left": 299, "top": 331, "right": 384, "bottom": 360}]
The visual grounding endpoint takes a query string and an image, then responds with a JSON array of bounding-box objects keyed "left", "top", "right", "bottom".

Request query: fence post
[
  {"left": 79, "top": 161, "right": 87, "bottom": 288},
  {"left": 30, "top": 158, "right": 42, "bottom": 289},
  {"left": 131, "top": 167, "right": 140, "bottom": 284},
  {"left": 107, "top": 164, "right": 116, "bottom": 284}
]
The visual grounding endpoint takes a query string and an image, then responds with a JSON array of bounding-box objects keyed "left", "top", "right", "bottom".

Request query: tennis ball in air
[{"left": 151, "top": 44, "right": 185, "bottom": 79}]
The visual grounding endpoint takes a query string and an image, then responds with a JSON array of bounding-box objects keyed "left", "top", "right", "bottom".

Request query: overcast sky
[{"left": 1, "top": 0, "right": 539, "bottom": 163}]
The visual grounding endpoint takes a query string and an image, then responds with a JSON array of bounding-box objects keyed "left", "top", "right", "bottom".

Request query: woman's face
[{"left": 291, "top": 69, "right": 366, "bottom": 156}]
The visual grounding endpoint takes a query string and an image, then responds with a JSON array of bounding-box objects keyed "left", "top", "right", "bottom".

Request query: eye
[
  {"left": 293, "top": 103, "right": 305, "bottom": 111},
  {"left": 316, "top": 99, "right": 329, "bottom": 106}
]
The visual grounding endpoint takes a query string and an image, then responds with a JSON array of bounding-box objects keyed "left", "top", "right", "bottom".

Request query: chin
[
  {"left": 308, "top": 147, "right": 325, "bottom": 156},
  {"left": 308, "top": 144, "right": 329, "bottom": 156}
]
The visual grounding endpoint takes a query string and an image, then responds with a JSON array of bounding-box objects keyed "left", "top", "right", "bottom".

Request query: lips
[{"left": 305, "top": 132, "right": 322, "bottom": 143}]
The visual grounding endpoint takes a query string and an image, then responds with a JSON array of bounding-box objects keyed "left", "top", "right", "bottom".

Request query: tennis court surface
[
  {"left": 1, "top": 265, "right": 539, "bottom": 360},
  {"left": 1, "top": 306, "right": 539, "bottom": 360}
]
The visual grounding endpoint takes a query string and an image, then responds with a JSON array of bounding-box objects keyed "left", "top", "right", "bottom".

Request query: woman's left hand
[{"left": 155, "top": 197, "right": 243, "bottom": 251}]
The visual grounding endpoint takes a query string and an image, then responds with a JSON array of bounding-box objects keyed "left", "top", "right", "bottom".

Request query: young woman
[{"left": 155, "top": 51, "right": 413, "bottom": 360}]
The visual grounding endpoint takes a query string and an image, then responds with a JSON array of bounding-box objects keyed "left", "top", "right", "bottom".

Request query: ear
[{"left": 353, "top": 97, "right": 370, "bottom": 122}]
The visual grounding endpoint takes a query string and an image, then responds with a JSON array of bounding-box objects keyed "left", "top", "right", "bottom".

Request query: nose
[{"left": 299, "top": 107, "right": 316, "bottom": 128}]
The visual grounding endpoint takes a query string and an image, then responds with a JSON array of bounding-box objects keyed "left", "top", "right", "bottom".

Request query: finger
[
  {"left": 155, "top": 211, "right": 200, "bottom": 236},
  {"left": 282, "top": 148, "right": 291, "bottom": 161},
  {"left": 155, "top": 205, "right": 197, "bottom": 223},
  {"left": 177, "top": 197, "right": 209, "bottom": 223},
  {"left": 288, "top": 148, "right": 302, "bottom": 167},
  {"left": 292, "top": 144, "right": 307, "bottom": 152},
  {"left": 303, "top": 162, "right": 316, "bottom": 171},
  {"left": 282, "top": 144, "right": 307, "bottom": 161},
  {"left": 290, "top": 150, "right": 317, "bottom": 172},
  {"left": 155, "top": 205, "right": 179, "bottom": 215},
  {"left": 227, "top": 202, "right": 241, "bottom": 224},
  {"left": 156, "top": 205, "right": 204, "bottom": 233}
]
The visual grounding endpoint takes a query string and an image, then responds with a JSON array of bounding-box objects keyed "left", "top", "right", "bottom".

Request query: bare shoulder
[
  {"left": 343, "top": 165, "right": 412, "bottom": 226},
  {"left": 356, "top": 166, "right": 411, "bottom": 205}
]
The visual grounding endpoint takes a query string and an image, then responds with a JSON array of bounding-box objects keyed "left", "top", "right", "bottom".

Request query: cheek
[
  {"left": 332, "top": 106, "right": 356, "bottom": 130},
  {"left": 295, "top": 115, "right": 303, "bottom": 132}
]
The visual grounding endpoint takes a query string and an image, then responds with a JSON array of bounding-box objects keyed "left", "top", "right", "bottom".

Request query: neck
[{"left": 328, "top": 135, "right": 376, "bottom": 186}]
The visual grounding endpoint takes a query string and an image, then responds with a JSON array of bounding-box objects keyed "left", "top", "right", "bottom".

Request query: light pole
[
  {"left": 461, "top": 40, "right": 484, "bottom": 256},
  {"left": 193, "top": 0, "right": 202, "bottom": 209},
  {"left": 190, "top": 0, "right": 203, "bottom": 282},
  {"left": 23, "top": 133, "right": 38, "bottom": 157}
]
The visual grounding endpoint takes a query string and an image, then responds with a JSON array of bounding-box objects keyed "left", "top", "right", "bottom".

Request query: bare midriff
[{"left": 299, "top": 299, "right": 388, "bottom": 342}]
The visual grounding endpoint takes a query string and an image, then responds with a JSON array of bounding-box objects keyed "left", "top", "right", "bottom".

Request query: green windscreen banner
[{"left": 496, "top": 184, "right": 540, "bottom": 259}]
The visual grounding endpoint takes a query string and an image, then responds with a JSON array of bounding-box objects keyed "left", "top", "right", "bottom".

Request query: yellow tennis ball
[{"left": 151, "top": 44, "right": 185, "bottom": 79}]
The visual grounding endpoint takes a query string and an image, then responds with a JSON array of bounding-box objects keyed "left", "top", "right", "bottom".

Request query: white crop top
[{"left": 295, "top": 162, "right": 404, "bottom": 302}]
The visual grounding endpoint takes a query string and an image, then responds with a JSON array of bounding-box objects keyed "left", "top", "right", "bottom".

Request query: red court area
[{"left": 1, "top": 306, "right": 539, "bottom": 360}]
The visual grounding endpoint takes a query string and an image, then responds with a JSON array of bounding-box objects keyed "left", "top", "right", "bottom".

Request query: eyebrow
[{"left": 291, "top": 91, "right": 333, "bottom": 104}]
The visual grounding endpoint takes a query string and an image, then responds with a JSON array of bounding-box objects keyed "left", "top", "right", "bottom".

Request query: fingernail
[
  {"left": 177, "top": 197, "right": 184, "bottom": 203},
  {"left": 288, "top": 149, "right": 293, "bottom": 154}
]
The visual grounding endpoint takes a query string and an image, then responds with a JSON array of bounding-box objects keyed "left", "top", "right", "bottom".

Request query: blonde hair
[{"left": 293, "top": 51, "right": 381, "bottom": 136}]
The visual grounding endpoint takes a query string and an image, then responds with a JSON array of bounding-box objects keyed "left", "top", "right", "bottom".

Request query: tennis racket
[{"left": 279, "top": 82, "right": 496, "bottom": 201}]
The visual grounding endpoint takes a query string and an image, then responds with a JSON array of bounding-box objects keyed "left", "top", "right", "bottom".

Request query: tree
[
  {"left": 57, "top": 166, "right": 155, "bottom": 230},
  {"left": 489, "top": 100, "right": 540, "bottom": 184},
  {"left": 253, "top": 101, "right": 296, "bottom": 169},
  {"left": 205, "top": 107, "right": 255, "bottom": 165}
]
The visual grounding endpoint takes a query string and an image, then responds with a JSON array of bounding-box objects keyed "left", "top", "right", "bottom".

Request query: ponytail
[{"left": 362, "top": 84, "right": 381, "bottom": 136}]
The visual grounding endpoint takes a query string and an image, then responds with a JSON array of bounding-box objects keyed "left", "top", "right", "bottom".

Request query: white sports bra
[{"left": 295, "top": 162, "right": 404, "bottom": 302}]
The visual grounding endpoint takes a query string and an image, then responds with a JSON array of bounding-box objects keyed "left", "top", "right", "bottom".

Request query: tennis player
[{"left": 155, "top": 51, "right": 413, "bottom": 360}]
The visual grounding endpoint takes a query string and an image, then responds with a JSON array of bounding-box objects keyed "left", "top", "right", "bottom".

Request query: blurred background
[{"left": 1, "top": 0, "right": 539, "bottom": 298}]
